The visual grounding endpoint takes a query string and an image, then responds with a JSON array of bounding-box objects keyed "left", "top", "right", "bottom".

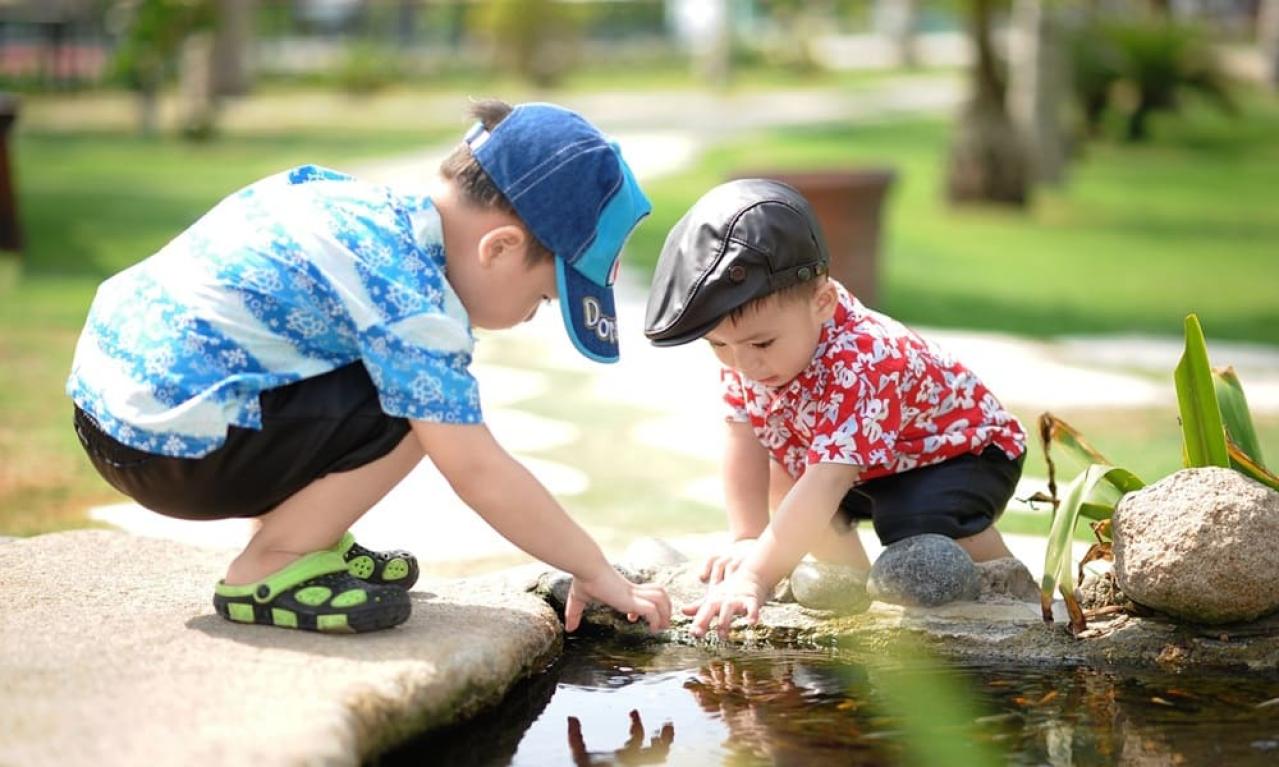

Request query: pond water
[{"left": 379, "top": 638, "right": 1279, "bottom": 766}]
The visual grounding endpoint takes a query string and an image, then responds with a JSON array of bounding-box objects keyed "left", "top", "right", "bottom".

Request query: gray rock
[
  {"left": 530, "top": 565, "right": 656, "bottom": 639},
  {"left": 1113, "top": 467, "right": 1279, "bottom": 625},
  {"left": 788, "top": 561, "right": 871, "bottom": 614},
  {"left": 866, "top": 534, "right": 981, "bottom": 607},
  {"left": 0, "top": 530, "right": 562, "bottom": 766},
  {"left": 976, "top": 557, "right": 1040, "bottom": 603}
]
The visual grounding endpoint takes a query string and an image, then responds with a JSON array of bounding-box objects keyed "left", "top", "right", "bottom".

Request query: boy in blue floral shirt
[{"left": 67, "top": 100, "right": 671, "bottom": 634}]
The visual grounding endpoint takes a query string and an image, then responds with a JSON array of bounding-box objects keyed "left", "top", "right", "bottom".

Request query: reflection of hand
[
  {"left": 566, "top": 710, "right": 675, "bottom": 766},
  {"left": 682, "top": 570, "right": 769, "bottom": 639},
  {"left": 699, "top": 538, "right": 758, "bottom": 585},
  {"left": 565, "top": 566, "right": 672, "bottom": 633},
  {"left": 683, "top": 659, "right": 801, "bottom": 761}
]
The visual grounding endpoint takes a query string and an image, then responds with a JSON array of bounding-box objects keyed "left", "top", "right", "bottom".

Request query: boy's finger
[
  {"left": 712, "top": 559, "right": 728, "bottom": 585},
  {"left": 716, "top": 600, "right": 737, "bottom": 638},
  {"left": 692, "top": 600, "right": 718, "bottom": 637},
  {"left": 564, "top": 592, "right": 584, "bottom": 633},
  {"left": 699, "top": 556, "right": 714, "bottom": 582},
  {"left": 680, "top": 599, "right": 703, "bottom": 616},
  {"left": 746, "top": 599, "right": 761, "bottom": 625}
]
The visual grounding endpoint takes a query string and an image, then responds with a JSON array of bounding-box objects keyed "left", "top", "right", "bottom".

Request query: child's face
[
  {"left": 704, "top": 284, "right": 837, "bottom": 387},
  {"left": 471, "top": 254, "right": 558, "bottom": 330}
]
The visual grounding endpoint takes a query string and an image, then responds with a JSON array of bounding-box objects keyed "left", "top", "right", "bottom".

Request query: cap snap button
[
  {"left": 798, "top": 267, "right": 812, "bottom": 281},
  {"left": 728, "top": 265, "right": 747, "bottom": 282}
]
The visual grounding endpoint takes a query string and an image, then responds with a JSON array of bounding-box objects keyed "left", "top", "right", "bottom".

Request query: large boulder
[{"left": 1113, "top": 467, "right": 1279, "bottom": 625}]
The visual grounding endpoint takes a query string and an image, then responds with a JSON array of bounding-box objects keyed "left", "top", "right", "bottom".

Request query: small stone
[
  {"left": 866, "top": 534, "right": 981, "bottom": 607},
  {"left": 788, "top": 561, "right": 871, "bottom": 614},
  {"left": 976, "top": 557, "right": 1040, "bottom": 603}
]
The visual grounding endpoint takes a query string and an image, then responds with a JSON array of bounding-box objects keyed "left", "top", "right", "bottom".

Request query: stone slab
[{"left": 0, "top": 531, "right": 561, "bottom": 766}]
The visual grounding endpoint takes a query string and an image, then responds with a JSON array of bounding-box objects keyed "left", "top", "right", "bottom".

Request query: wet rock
[
  {"left": 529, "top": 565, "right": 656, "bottom": 639},
  {"left": 1113, "top": 467, "right": 1279, "bottom": 624},
  {"left": 976, "top": 557, "right": 1039, "bottom": 603},
  {"left": 788, "top": 561, "right": 871, "bottom": 614},
  {"left": 866, "top": 534, "right": 980, "bottom": 607}
]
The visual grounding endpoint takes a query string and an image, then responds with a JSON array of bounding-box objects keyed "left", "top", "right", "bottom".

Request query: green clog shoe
[{"left": 213, "top": 550, "right": 411, "bottom": 633}]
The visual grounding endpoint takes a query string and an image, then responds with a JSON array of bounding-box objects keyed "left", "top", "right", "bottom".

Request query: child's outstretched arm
[
  {"left": 412, "top": 420, "right": 672, "bottom": 632},
  {"left": 684, "top": 461, "right": 860, "bottom": 638},
  {"left": 700, "top": 420, "right": 771, "bottom": 583}
]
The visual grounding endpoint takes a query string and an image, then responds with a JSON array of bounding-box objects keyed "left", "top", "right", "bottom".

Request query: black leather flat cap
[{"left": 644, "top": 178, "right": 830, "bottom": 346}]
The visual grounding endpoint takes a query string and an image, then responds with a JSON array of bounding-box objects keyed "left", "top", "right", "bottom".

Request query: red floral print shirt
[{"left": 722, "top": 284, "right": 1026, "bottom": 483}]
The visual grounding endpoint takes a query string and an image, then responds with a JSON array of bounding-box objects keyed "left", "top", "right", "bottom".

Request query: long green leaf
[
  {"left": 1214, "top": 366, "right": 1266, "bottom": 469},
  {"left": 1174, "top": 314, "right": 1229, "bottom": 468},
  {"left": 1228, "top": 441, "right": 1279, "bottom": 492},
  {"left": 1040, "top": 464, "right": 1145, "bottom": 632}
]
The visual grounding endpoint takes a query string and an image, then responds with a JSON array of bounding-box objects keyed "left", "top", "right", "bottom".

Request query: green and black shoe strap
[
  {"left": 333, "top": 532, "right": 419, "bottom": 588},
  {"left": 213, "top": 550, "right": 408, "bottom": 633}
]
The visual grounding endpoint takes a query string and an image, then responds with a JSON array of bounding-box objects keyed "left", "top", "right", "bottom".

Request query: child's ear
[
  {"left": 813, "top": 278, "right": 838, "bottom": 321},
  {"left": 477, "top": 225, "right": 528, "bottom": 268}
]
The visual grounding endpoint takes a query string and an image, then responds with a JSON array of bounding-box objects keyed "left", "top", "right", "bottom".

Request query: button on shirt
[
  {"left": 722, "top": 284, "right": 1026, "bottom": 482},
  {"left": 67, "top": 165, "right": 480, "bottom": 458}
]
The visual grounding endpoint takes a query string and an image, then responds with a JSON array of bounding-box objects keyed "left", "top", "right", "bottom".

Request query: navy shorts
[
  {"left": 73, "top": 363, "right": 411, "bottom": 521},
  {"left": 836, "top": 445, "right": 1025, "bottom": 544}
]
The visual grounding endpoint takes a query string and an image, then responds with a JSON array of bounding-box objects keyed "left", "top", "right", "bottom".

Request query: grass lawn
[{"left": 3, "top": 91, "right": 1277, "bottom": 538}]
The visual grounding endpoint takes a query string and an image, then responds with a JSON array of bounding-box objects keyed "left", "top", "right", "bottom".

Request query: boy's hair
[
  {"left": 439, "top": 99, "right": 554, "bottom": 265},
  {"left": 724, "top": 276, "right": 824, "bottom": 326}
]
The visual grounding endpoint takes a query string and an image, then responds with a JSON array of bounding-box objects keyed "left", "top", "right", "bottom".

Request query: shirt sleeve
[
  {"left": 806, "top": 354, "right": 901, "bottom": 470},
  {"left": 357, "top": 322, "right": 481, "bottom": 424},
  {"left": 720, "top": 367, "right": 750, "bottom": 423}
]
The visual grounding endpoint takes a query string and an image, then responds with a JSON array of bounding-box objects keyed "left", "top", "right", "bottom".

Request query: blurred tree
[
  {"left": 1009, "top": 0, "right": 1068, "bottom": 185},
  {"left": 946, "top": 0, "right": 1030, "bottom": 206},
  {"left": 111, "top": 0, "right": 214, "bottom": 136},
  {"left": 210, "top": 0, "right": 254, "bottom": 97},
  {"left": 1262, "top": 0, "right": 1279, "bottom": 91},
  {"left": 475, "top": 0, "right": 588, "bottom": 88},
  {"left": 1071, "top": 18, "right": 1233, "bottom": 142},
  {"left": 874, "top": 0, "right": 921, "bottom": 68}
]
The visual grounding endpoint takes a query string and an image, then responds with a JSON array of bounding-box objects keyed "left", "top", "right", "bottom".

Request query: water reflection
[{"left": 378, "top": 639, "right": 1279, "bottom": 767}]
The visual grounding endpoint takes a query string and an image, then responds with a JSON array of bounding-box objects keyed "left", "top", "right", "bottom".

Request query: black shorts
[
  {"left": 73, "top": 363, "right": 411, "bottom": 521},
  {"left": 836, "top": 445, "right": 1025, "bottom": 545}
]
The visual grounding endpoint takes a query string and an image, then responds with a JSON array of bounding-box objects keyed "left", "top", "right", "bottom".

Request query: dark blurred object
[
  {"left": 0, "top": 0, "right": 104, "bottom": 89},
  {"left": 732, "top": 169, "right": 895, "bottom": 308},
  {"left": 0, "top": 91, "right": 21, "bottom": 255}
]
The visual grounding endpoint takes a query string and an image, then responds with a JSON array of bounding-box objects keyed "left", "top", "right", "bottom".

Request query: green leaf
[
  {"left": 1174, "top": 314, "right": 1230, "bottom": 469},
  {"left": 1228, "top": 441, "right": 1279, "bottom": 492},
  {"left": 1214, "top": 366, "right": 1266, "bottom": 469},
  {"left": 1040, "top": 464, "right": 1145, "bottom": 632}
]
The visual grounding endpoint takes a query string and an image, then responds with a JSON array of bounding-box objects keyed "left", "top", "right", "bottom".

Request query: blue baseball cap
[{"left": 465, "top": 103, "right": 651, "bottom": 363}]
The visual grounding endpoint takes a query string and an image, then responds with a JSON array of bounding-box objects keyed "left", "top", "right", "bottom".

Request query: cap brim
[{"left": 557, "top": 258, "right": 619, "bottom": 363}]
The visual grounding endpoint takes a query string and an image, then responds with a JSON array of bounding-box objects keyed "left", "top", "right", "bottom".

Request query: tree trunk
[
  {"left": 946, "top": 0, "right": 1030, "bottom": 206},
  {"left": 1262, "top": 0, "right": 1279, "bottom": 91},
  {"left": 1009, "top": 0, "right": 1068, "bottom": 185},
  {"left": 211, "top": 0, "right": 254, "bottom": 97},
  {"left": 875, "top": 0, "right": 921, "bottom": 68},
  {"left": 179, "top": 32, "right": 217, "bottom": 140}
]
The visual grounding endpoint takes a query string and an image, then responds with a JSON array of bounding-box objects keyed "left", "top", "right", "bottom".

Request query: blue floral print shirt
[{"left": 67, "top": 165, "right": 481, "bottom": 458}]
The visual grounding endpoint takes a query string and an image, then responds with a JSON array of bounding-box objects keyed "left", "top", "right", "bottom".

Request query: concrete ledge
[{"left": 0, "top": 531, "right": 561, "bottom": 766}]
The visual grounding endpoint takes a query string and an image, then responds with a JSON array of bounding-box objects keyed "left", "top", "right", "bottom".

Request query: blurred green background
[{"left": 1, "top": 0, "right": 1277, "bottom": 538}]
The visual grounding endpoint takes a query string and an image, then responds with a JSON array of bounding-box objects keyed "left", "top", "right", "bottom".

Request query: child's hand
[
  {"left": 565, "top": 566, "right": 672, "bottom": 633},
  {"left": 682, "top": 570, "right": 770, "bottom": 640},
  {"left": 699, "top": 538, "right": 758, "bottom": 585}
]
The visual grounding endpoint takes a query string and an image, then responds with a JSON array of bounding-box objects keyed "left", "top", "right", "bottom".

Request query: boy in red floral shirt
[{"left": 644, "top": 179, "right": 1027, "bottom": 638}]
